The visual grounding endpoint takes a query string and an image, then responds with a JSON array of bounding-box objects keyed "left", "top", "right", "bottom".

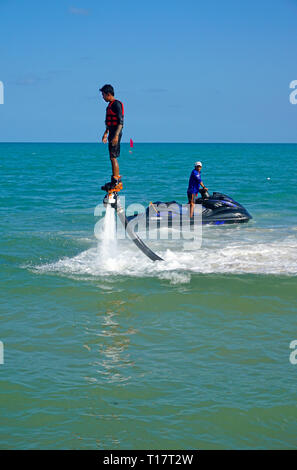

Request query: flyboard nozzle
[{"left": 103, "top": 191, "right": 118, "bottom": 209}]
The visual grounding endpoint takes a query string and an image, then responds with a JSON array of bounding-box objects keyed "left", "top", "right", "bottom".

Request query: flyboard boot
[{"left": 101, "top": 176, "right": 123, "bottom": 208}]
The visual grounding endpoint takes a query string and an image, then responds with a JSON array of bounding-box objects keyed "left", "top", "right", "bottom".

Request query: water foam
[{"left": 34, "top": 225, "right": 297, "bottom": 283}]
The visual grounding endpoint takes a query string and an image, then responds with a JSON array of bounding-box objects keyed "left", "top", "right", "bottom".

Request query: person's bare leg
[
  {"left": 189, "top": 194, "right": 195, "bottom": 218},
  {"left": 110, "top": 158, "right": 120, "bottom": 178}
]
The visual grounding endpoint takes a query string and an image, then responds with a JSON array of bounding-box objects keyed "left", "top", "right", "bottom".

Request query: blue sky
[{"left": 0, "top": 0, "right": 297, "bottom": 142}]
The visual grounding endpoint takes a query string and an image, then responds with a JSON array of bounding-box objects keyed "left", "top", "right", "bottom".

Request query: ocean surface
[{"left": 0, "top": 142, "right": 297, "bottom": 449}]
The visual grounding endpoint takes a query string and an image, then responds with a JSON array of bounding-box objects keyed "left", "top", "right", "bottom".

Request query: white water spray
[{"left": 99, "top": 205, "right": 118, "bottom": 268}]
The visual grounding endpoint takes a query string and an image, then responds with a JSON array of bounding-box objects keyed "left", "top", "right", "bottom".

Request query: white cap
[{"left": 194, "top": 161, "right": 202, "bottom": 167}]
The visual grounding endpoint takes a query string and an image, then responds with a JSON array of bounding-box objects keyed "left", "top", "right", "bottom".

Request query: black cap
[{"left": 99, "top": 84, "right": 114, "bottom": 95}]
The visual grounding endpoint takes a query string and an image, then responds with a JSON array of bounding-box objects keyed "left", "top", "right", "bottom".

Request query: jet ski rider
[{"left": 187, "top": 161, "right": 208, "bottom": 218}]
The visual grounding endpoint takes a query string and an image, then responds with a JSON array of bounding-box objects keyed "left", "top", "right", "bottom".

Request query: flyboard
[{"left": 101, "top": 183, "right": 163, "bottom": 262}]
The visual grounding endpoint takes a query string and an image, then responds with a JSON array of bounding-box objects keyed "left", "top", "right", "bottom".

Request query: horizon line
[{"left": 1, "top": 141, "right": 297, "bottom": 145}]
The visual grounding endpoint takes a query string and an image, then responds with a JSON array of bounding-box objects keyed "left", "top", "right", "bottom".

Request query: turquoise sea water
[{"left": 0, "top": 142, "right": 297, "bottom": 449}]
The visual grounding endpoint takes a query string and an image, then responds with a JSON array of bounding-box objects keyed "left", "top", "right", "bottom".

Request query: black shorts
[
  {"left": 187, "top": 191, "right": 197, "bottom": 203},
  {"left": 108, "top": 130, "right": 122, "bottom": 159}
]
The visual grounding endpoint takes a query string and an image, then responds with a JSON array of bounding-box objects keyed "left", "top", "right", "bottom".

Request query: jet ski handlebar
[{"left": 199, "top": 187, "right": 210, "bottom": 199}]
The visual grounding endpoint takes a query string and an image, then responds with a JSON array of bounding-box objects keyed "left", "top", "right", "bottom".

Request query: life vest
[{"left": 106, "top": 100, "right": 124, "bottom": 127}]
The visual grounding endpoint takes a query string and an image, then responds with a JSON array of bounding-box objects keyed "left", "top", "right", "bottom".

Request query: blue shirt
[{"left": 187, "top": 169, "right": 201, "bottom": 194}]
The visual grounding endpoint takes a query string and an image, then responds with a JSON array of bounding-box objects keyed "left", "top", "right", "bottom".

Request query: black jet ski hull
[{"left": 127, "top": 192, "right": 252, "bottom": 228}]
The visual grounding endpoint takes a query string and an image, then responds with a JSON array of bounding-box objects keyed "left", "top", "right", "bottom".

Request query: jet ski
[{"left": 127, "top": 189, "right": 252, "bottom": 228}]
